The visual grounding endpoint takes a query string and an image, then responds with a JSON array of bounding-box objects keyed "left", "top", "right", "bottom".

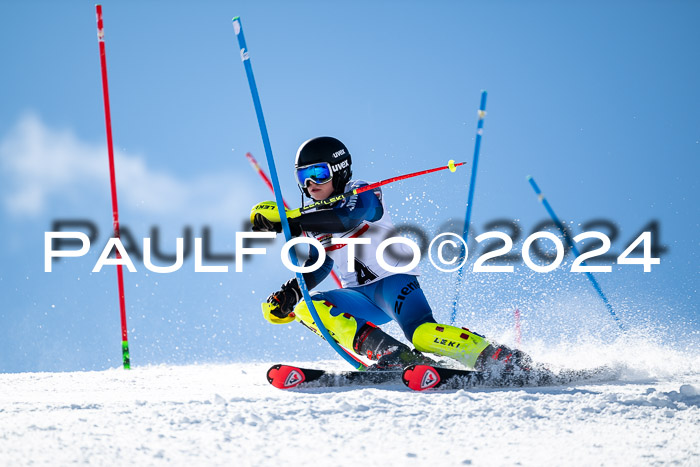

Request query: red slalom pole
[
  {"left": 96, "top": 5, "right": 130, "bottom": 369},
  {"left": 245, "top": 152, "right": 343, "bottom": 288},
  {"left": 514, "top": 307, "right": 522, "bottom": 348},
  {"left": 245, "top": 152, "right": 289, "bottom": 209}
]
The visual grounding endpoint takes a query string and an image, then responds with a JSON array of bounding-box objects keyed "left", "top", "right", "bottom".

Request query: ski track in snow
[{"left": 1, "top": 361, "right": 699, "bottom": 466}]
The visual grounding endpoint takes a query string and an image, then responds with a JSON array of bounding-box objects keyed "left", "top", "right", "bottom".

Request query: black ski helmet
[{"left": 295, "top": 136, "right": 352, "bottom": 197}]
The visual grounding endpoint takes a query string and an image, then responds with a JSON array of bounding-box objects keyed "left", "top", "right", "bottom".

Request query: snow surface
[{"left": 2, "top": 355, "right": 699, "bottom": 466}]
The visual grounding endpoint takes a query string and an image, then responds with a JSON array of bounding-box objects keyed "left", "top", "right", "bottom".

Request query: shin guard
[
  {"left": 291, "top": 299, "right": 361, "bottom": 351},
  {"left": 411, "top": 323, "right": 491, "bottom": 369}
]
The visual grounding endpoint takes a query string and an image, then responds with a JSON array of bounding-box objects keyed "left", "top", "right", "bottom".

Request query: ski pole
[
  {"left": 244, "top": 152, "right": 343, "bottom": 288},
  {"left": 96, "top": 5, "right": 131, "bottom": 369},
  {"left": 449, "top": 91, "right": 488, "bottom": 325},
  {"left": 232, "top": 17, "right": 366, "bottom": 370},
  {"left": 527, "top": 176, "right": 624, "bottom": 330},
  {"left": 287, "top": 160, "right": 465, "bottom": 217}
]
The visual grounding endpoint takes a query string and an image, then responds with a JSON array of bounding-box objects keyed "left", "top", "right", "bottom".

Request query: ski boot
[
  {"left": 475, "top": 344, "right": 533, "bottom": 372},
  {"left": 353, "top": 323, "right": 436, "bottom": 371},
  {"left": 411, "top": 322, "right": 550, "bottom": 383},
  {"left": 373, "top": 348, "right": 436, "bottom": 371},
  {"left": 475, "top": 343, "right": 557, "bottom": 386}
]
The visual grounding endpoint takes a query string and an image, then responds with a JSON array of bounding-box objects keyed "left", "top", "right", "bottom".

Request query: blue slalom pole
[
  {"left": 232, "top": 17, "right": 365, "bottom": 369},
  {"left": 449, "top": 91, "right": 487, "bottom": 325},
  {"left": 527, "top": 176, "right": 624, "bottom": 330}
]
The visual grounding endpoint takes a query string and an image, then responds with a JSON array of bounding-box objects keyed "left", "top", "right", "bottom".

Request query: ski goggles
[{"left": 295, "top": 162, "right": 333, "bottom": 187}]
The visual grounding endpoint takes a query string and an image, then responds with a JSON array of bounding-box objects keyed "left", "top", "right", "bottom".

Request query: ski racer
[{"left": 250, "top": 136, "right": 529, "bottom": 372}]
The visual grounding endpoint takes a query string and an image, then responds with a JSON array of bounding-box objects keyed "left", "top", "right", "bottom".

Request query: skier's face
[{"left": 307, "top": 180, "right": 334, "bottom": 201}]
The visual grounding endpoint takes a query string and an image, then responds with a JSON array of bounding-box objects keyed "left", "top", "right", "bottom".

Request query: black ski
[
  {"left": 402, "top": 364, "right": 615, "bottom": 391},
  {"left": 267, "top": 364, "right": 403, "bottom": 389},
  {"left": 402, "top": 364, "right": 485, "bottom": 390}
]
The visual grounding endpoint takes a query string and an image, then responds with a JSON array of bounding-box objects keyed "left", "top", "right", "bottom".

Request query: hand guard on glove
[
  {"left": 266, "top": 278, "right": 302, "bottom": 319},
  {"left": 250, "top": 201, "right": 302, "bottom": 235},
  {"left": 252, "top": 213, "right": 281, "bottom": 233}
]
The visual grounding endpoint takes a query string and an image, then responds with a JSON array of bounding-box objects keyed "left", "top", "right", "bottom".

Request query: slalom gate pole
[
  {"left": 245, "top": 152, "right": 343, "bottom": 289},
  {"left": 96, "top": 5, "right": 130, "bottom": 369},
  {"left": 232, "top": 17, "right": 365, "bottom": 370},
  {"left": 527, "top": 176, "right": 624, "bottom": 330},
  {"left": 245, "top": 152, "right": 288, "bottom": 208},
  {"left": 449, "top": 91, "right": 488, "bottom": 325},
  {"left": 289, "top": 160, "right": 465, "bottom": 217}
]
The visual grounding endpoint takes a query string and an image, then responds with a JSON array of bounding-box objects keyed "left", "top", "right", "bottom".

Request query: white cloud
[{"left": 0, "top": 112, "right": 261, "bottom": 223}]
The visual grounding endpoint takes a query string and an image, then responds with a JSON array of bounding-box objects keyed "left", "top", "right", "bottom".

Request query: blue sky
[{"left": 1, "top": 1, "right": 698, "bottom": 372}]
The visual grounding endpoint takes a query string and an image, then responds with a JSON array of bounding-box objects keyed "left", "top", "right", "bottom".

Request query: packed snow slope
[{"left": 2, "top": 341, "right": 699, "bottom": 466}]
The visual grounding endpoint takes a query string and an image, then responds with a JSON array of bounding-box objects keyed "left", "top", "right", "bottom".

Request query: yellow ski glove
[{"left": 250, "top": 201, "right": 301, "bottom": 233}]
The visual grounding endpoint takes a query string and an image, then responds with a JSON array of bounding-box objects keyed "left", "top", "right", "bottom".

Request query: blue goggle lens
[{"left": 296, "top": 163, "right": 332, "bottom": 187}]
